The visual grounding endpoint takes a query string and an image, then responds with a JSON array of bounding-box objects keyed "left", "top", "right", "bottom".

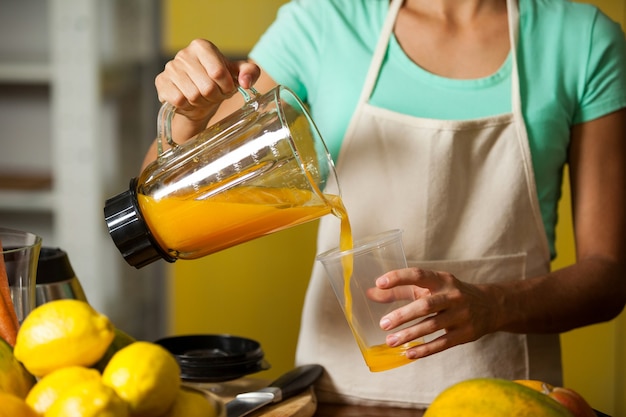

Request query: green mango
[{"left": 92, "top": 328, "right": 136, "bottom": 372}]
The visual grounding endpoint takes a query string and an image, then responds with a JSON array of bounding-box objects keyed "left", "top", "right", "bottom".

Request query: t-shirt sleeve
[
  {"left": 573, "top": 9, "right": 626, "bottom": 124},
  {"left": 249, "top": 0, "right": 327, "bottom": 102}
]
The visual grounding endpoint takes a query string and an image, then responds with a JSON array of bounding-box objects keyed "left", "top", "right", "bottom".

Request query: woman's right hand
[
  {"left": 155, "top": 38, "right": 261, "bottom": 136},
  {"left": 144, "top": 39, "right": 263, "bottom": 169}
]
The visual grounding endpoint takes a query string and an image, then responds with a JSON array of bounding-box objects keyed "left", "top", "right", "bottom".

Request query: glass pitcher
[{"left": 104, "top": 86, "right": 340, "bottom": 268}]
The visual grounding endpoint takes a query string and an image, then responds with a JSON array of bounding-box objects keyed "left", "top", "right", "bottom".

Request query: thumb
[{"left": 231, "top": 61, "right": 262, "bottom": 89}]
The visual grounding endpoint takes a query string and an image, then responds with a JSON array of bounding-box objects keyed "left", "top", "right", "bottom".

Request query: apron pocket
[
  {"left": 406, "top": 253, "right": 531, "bottom": 381},
  {"left": 407, "top": 252, "right": 527, "bottom": 284}
]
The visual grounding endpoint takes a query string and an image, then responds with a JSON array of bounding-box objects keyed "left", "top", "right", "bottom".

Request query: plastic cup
[
  {"left": 0, "top": 227, "right": 42, "bottom": 323},
  {"left": 316, "top": 229, "right": 422, "bottom": 372}
]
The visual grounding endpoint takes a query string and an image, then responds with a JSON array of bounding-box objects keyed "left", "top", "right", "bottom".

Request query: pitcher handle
[
  {"left": 157, "top": 102, "right": 176, "bottom": 158},
  {"left": 237, "top": 86, "right": 260, "bottom": 103},
  {"left": 156, "top": 86, "right": 260, "bottom": 158}
]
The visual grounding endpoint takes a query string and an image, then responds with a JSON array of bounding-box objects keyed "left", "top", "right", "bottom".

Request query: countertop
[{"left": 314, "top": 403, "right": 425, "bottom": 417}]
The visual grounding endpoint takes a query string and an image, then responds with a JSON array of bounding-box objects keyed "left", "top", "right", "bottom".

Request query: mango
[
  {"left": 424, "top": 378, "right": 574, "bottom": 417},
  {"left": 92, "top": 327, "right": 136, "bottom": 372},
  {"left": 514, "top": 380, "right": 596, "bottom": 417},
  {"left": 0, "top": 337, "right": 36, "bottom": 399}
]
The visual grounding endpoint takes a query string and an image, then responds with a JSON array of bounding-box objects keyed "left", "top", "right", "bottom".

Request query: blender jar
[{"left": 105, "top": 86, "right": 340, "bottom": 268}]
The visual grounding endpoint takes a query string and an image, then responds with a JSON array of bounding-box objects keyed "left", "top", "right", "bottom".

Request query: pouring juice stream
[{"left": 330, "top": 201, "right": 421, "bottom": 372}]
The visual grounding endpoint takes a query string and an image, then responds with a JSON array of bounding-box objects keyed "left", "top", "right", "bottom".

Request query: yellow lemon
[
  {"left": 0, "top": 336, "right": 36, "bottom": 398},
  {"left": 160, "top": 388, "right": 222, "bottom": 417},
  {"left": 0, "top": 391, "right": 39, "bottom": 417},
  {"left": 102, "top": 341, "right": 180, "bottom": 417},
  {"left": 26, "top": 365, "right": 102, "bottom": 414},
  {"left": 44, "top": 379, "right": 129, "bottom": 417},
  {"left": 14, "top": 299, "right": 115, "bottom": 377}
]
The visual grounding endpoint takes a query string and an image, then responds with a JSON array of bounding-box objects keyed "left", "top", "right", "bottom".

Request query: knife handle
[{"left": 269, "top": 364, "right": 324, "bottom": 400}]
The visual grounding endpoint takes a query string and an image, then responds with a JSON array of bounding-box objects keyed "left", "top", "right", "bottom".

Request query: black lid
[
  {"left": 103, "top": 178, "right": 175, "bottom": 269},
  {"left": 36, "top": 247, "right": 76, "bottom": 284},
  {"left": 155, "top": 334, "right": 270, "bottom": 382}
]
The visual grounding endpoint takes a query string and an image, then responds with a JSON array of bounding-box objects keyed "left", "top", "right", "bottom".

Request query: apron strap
[
  {"left": 356, "top": 0, "right": 404, "bottom": 105},
  {"left": 507, "top": 0, "right": 522, "bottom": 116},
  {"left": 506, "top": 0, "right": 550, "bottom": 258}
]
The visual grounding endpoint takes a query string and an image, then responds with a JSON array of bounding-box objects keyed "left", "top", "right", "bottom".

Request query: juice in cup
[{"left": 318, "top": 220, "right": 423, "bottom": 373}]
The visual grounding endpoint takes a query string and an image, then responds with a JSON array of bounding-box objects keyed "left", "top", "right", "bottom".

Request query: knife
[{"left": 225, "top": 364, "right": 324, "bottom": 417}]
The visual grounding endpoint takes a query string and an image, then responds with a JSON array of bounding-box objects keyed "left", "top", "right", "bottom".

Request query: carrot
[{"left": 0, "top": 240, "right": 19, "bottom": 346}]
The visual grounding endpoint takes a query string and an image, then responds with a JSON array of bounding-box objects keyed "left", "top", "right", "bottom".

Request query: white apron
[{"left": 295, "top": 0, "right": 562, "bottom": 408}]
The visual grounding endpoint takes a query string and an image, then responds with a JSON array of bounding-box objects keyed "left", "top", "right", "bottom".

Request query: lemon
[
  {"left": 0, "top": 336, "right": 36, "bottom": 398},
  {"left": 26, "top": 365, "right": 102, "bottom": 414},
  {"left": 44, "top": 379, "right": 129, "bottom": 417},
  {"left": 14, "top": 299, "right": 115, "bottom": 377},
  {"left": 0, "top": 391, "right": 39, "bottom": 417},
  {"left": 102, "top": 341, "right": 181, "bottom": 417},
  {"left": 160, "top": 388, "right": 221, "bottom": 417}
]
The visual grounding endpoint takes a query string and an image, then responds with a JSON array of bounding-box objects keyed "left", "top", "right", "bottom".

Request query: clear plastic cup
[{"left": 317, "top": 229, "right": 422, "bottom": 372}]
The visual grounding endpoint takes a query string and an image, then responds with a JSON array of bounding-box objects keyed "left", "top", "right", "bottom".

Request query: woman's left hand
[{"left": 376, "top": 267, "right": 500, "bottom": 359}]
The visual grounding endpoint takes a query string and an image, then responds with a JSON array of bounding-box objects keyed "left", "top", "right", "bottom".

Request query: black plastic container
[{"left": 155, "top": 334, "right": 270, "bottom": 382}]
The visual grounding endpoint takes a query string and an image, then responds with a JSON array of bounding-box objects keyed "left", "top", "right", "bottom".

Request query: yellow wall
[
  {"left": 163, "top": 1, "right": 626, "bottom": 414},
  {"left": 161, "top": 0, "right": 289, "bottom": 56}
]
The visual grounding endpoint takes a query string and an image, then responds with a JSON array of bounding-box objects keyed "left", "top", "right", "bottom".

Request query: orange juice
[
  {"left": 360, "top": 341, "right": 423, "bottom": 372},
  {"left": 138, "top": 186, "right": 338, "bottom": 259}
]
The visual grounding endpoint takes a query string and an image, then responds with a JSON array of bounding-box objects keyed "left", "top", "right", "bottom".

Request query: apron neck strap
[
  {"left": 359, "top": 0, "right": 523, "bottom": 117},
  {"left": 357, "top": 0, "right": 403, "bottom": 104},
  {"left": 506, "top": 0, "right": 522, "bottom": 115}
]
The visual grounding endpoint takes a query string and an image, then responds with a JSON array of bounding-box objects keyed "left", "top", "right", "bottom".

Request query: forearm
[{"left": 489, "top": 256, "right": 626, "bottom": 334}]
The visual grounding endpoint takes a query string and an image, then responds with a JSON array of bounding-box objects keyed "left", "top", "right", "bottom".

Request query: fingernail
[
  {"left": 240, "top": 74, "right": 252, "bottom": 88},
  {"left": 406, "top": 349, "right": 418, "bottom": 360},
  {"left": 376, "top": 276, "right": 389, "bottom": 287},
  {"left": 387, "top": 334, "right": 399, "bottom": 346},
  {"left": 380, "top": 318, "right": 391, "bottom": 330}
]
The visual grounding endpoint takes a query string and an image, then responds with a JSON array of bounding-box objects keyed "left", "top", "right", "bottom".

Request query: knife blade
[{"left": 225, "top": 364, "right": 324, "bottom": 417}]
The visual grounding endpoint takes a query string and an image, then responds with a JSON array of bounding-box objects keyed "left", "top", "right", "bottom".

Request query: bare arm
[
  {"left": 378, "top": 108, "right": 626, "bottom": 358},
  {"left": 494, "top": 108, "right": 626, "bottom": 333},
  {"left": 142, "top": 39, "right": 278, "bottom": 170}
]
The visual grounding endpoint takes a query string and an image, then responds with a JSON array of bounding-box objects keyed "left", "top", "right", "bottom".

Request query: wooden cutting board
[
  {"left": 246, "top": 387, "right": 316, "bottom": 417},
  {"left": 206, "top": 377, "right": 317, "bottom": 417}
]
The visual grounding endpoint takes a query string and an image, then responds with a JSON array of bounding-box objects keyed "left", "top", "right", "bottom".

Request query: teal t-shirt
[{"left": 250, "top": 0, "right": 626, "bottom": 258}]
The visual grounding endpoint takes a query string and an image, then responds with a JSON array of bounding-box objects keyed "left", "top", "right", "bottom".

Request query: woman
[{"left": 147, "top": 0, "right": 626, "bottom": 408}]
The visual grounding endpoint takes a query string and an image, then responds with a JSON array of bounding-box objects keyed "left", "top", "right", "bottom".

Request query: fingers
[
  {"left": 384, "top": 310, "right": 475, "bottom": 359},
  {"left": 375, "top": 267, "right": 495, "bottom": 359},
  {"left": 155, "top": 39, "right": 261, "bottom": 119},
  {"left": 376, "top": 267, "right": 448, "bottom": 292},
  {"left": 234, "top": 61, "right": 262, "bottom": 89}
]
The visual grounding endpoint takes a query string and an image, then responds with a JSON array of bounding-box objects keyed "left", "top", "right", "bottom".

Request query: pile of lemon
[{"left": 0, "top": 299, "right": 220, "bottom": 417}]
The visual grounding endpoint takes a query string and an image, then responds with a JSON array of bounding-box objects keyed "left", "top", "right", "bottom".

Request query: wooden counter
[
  {"left": 211, "top": 378, "right": 426, "bottom": 417},
  {"left": 315, "top": 403, "right": 425, "bottom": 417}
]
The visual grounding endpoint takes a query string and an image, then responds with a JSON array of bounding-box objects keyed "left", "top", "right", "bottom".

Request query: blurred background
[{"left": 0, "top": 0, "right": 623, "bottom": 415}]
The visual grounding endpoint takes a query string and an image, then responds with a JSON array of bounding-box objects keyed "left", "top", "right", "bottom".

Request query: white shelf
[
  {"left": 0, "top": 62, "right": 51, "bottom": 84},
  {"left": 0, "top": 189, "right": 53, "bottom": 212}
]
